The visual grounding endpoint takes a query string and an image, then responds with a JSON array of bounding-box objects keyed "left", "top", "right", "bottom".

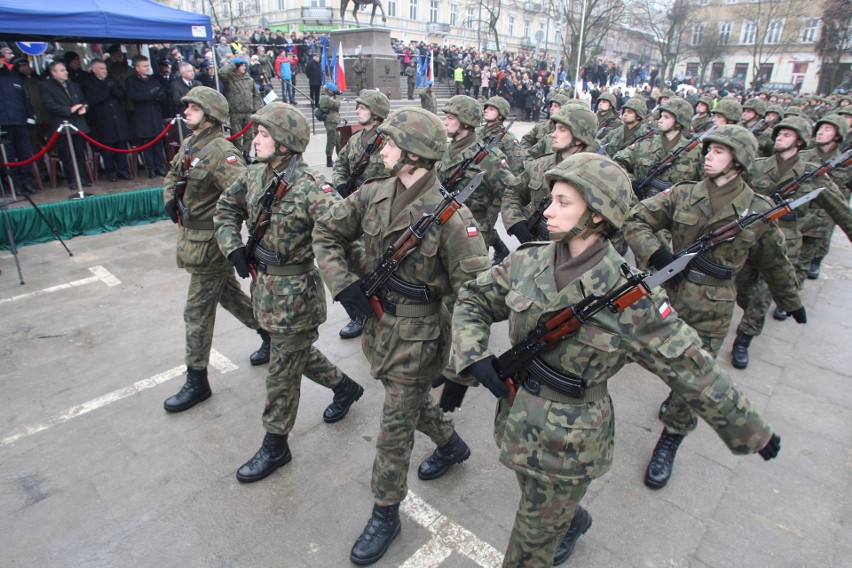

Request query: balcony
[
  {"left": 301, "top": 7, "right": 334, "bottom": 24},
  {"left": 521, "top": 38, "right": 536, "bottom": 47},
  {"left": 428, "top": 22, "right": 451, "bottom": 34},
  {"left": 524, "top": 2, "right": 542, "bottom": 11}
]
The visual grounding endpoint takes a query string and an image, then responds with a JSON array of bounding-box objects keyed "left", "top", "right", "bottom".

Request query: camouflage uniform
[
  {"left": 476, "top": 120, "right": 524, "bottom": 176},
  {"left": 220, "top": 61, "right": 262, "bottom": 152},
  {"left": 353, "top": 56, "right": 367, "bottom": 92},
  {"left": 600, "top": 97, "right": 651, "bottom": 158},
  {"left": 319, "top": 86, "right": 341, "bottom": 159},
  {"left": 519, "top": 94, "right": 569, "bottom": 155},
  {"left": 419, "top": 83, "right": 437, "bottom": 115},
  {"left": 405, "top": 64, "right": 416, "bottom": 100},
  {"left": 594, "top": 93, "right": 621, "bottom": 140},
  {"left": 452, "top": 155, "right": 775, "bottom": 568},
  {"left": 332, "top": 91, "right": 391, "bottom": 191},
  {"left": 691, "top": 96, "right": 714, "bottom": 135}
]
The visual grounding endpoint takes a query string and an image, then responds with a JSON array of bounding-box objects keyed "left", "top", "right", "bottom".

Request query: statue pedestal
[{"left": 331, "top": 27, "right": 400, "bottom": 100}]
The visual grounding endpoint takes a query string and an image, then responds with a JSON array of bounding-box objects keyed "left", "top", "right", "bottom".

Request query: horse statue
[{"left": 340, "top": 0, "right": 387, "bottom": 27}]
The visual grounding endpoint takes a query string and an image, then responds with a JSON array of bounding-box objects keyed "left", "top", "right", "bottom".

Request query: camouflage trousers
[
  {"left": 325, "top": 125, "right": 339, "bottom": 158},
  {"left": 262, "top": 328, "right": 344, "bottom": 435},
  {"left": 229, "top": 112, "right": 254, "bottom": 153},
  {"left": 371, "top": 378, "right": 455, "bottom": 506},
  {"left": 661, "top": 332, "right": 723, "bottom": 436},
  {"left": 356, "top": 76, "right": 366, "bottom": 92},
  {"left": 185, "top": 270, "right": 257, "bottom": 370},
  {"left": 796, "top": 233, "right": 831, "bottom": 284}
]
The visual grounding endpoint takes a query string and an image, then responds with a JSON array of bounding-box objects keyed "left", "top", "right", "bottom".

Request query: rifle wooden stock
[{"left": 174, "top": 153, "right": 192, "bottom": 224}]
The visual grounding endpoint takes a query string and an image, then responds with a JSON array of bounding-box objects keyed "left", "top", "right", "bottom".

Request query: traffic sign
[{"left": 16, "top": 42, "right": 48, "bottom": 56}]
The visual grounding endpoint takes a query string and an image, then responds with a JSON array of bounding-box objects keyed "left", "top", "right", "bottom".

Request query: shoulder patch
[
  {"left": 466, "top": 225, "right": 479, "bottom": 237},
  {"left": 226, "top": 155, "right": 238, "bottom": 164},
  {"left": 658, "top": 301, "right": 672, "bottom": 319},
  {"left": 321, "top": 183, "right": 334, "bottom": 193}
]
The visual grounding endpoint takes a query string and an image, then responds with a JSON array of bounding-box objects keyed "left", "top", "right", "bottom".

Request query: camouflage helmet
[
  {"left": 702, "top": 124, "right": 758, "bottom": 172},
  {"left": 814, "top": 114, "right": 850, "bottom": 143},
  {"left": 711, "top": 98, "right": 743, "bottom": 123},
  {"left": 355, "top": 90, "right": 390, "bottom": 121},
  {"left": 597, "top": 92, "right": 617, "bottom": 108},
  {"left": 251, "top": 102, "right": 310, "bottom": 153},
  {"left": 483, "top": 96, "right": 510, "bottom": 120},
  {"left": 550, "top": 93, "right": 570, "bottom": 108},
  {"left": 622, "top": 96, "right": 647, "bottom": 117},
  {"left": 742, "top": 98, "right": 767, "bottom": 117},
  {"left": 551, "top": 106, "right": 598, "bottom": 148},
  {"left": 783, "top": 105, "right": 804, "bottom": 118},
  {"left": 544, "top": 153, "right": 632, "bottom": 229},
  {"left": 442, "top": 95, "right": 483, "bottom": 128},
  {"left": 377, "top": 106, "right": 447, "bottom": 161},
  {"left": 836, "top": 106, "right": 852, "bottom": 118},
  {"left": 695, "top": 96, "right": 714, "bottom": 113},
  {"left": 658, "top": 96, "right": 694, "bottom": 131},
  {"left": 181, "top": 86, "right": 229, "bottom": 123},
  {"left": 659, "top": 89, "right": 677, "bottom": 100},
  {"left": 772, "top": 116, "right": 812, "bottom": 148},
  {"left": 765, "top": 104, "right": 784, "bottom": 120}
]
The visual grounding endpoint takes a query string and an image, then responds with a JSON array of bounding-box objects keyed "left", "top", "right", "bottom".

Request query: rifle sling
[{"left": 521, "top": 358, "right": 608, "bottom": 403}]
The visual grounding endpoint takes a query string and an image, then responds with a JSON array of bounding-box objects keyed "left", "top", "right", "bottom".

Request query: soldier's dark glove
[
  {"left": 469, "top": 355, "right": 509, "bottom": 399},
  {"left": 509, "top": 221, "right": 534, "bottom": 244},
  {"left": 164, "top": 199, "right": 178, "bottom": 224},
  {"left": 228, "top": 247, "right": 251, "bottom": 279},
  {"left": 789, "top": 307, "right": 807, "bottom": 324},
  {"left": 649, "top": 247, "right": 684, "bottom": 286},
  {"left": 758, "top": 433, "right": 781, "bottom": 461},
  {"left": 432, "top": 374, "right": 469, "bottom": 412},
  {"left": 336, "top": 280, "right": 373, "bottom": 321},
  {"left": 335, "top": 183, "right": 351, "bottom": 198}
]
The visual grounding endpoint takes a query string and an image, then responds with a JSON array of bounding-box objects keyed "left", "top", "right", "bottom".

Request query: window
[
  {"left": 277, "top": 0, "right": 285, "bottom": 9},
  {"left": 766, "top": 18, "right": 785, "bottom": 44},
  {"left": 429, "top": 0, "right": 438, "bottom": 23},
  {"left": 222, "top": 1, "right": 230, "bottom": 17},
  {"left": 524, "top": 19, "right": 531, "bottom": 40},
  {"left": 740, "top": 20, "right": 757, "bottom": 44},
  {"left": 236, "top": 0, "right": 243, "bottom": 15},
  {"left": 691, "top": 22, "right": 705, "bottom": 45},
  {"left": 449, "top": 2, "right": 458, "bottom": 26},
  {"left": 719, "top": 21, "right": 732, "bottom": 44},
  {"left": 508, "top": 15, "right": 516, "bottom": 37},
  {"left": 387, "top": 0, "right": 396, "bottom": 17},
  {"left": 409, "top": 0, "right": 418, "bottom": 20},
  {"left": 466, "top": 6, "right": 475, "bottom": 29},
  {"left": 801, "top": 18, "right": 819, "bottom": 43}
]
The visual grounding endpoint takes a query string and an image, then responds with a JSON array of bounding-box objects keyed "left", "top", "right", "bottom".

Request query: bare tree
[
  {"left": 630, "top": 0, "right": 695, "bottom": 85},
  {"left": 462, "top": 0, "right": 506, "bottom": 52},
  {"left": 815, "top": 0, "right": 852, "bottom": 92},
  {"left": 690, "top": 19, "right": 725, "bottom": 85},
  {"left": 207, "top": 0, "right": 260, "bottom": 31}
]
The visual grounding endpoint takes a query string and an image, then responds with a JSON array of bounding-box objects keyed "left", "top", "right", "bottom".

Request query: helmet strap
[{"left": 550, "top": 210, "right": 600, "bottom": 243}]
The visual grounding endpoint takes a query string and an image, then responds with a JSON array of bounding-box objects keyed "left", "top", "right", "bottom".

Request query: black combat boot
[
  {"left": 236, "top": 432, "right": 291, "bottom": 483},
  {"left": 350, "top": 503, "right": 401, "bottom": 565},
  {"left": 658, "top": 391, "right": 673, "bottom": 420},
  {"left": 808, "top": 256, "right": 823, "bottom": 280},
  {"left": 339, "top": 316, "right": 364, "bottom": 339},
  {"left": 417, "top": 431, "right": 471, "bottom": 480},
  {"left": 772, "top": 307, "right": 789, "bottom": 321},
  {"left": 326, "top": 155, "right": 334, "bottom": 168},
  {"left": 553, "top": 506, "right": 593, "bottom": 566},
  {"left": 492, "top": 238, "right": 511, "bottom": 265},
  {"left": 250, "top": 329, "right": 271, "bottom": 366},
  {"left": 323, "top": 375, "right": 365, "bottom": 423},
  {"left": 163, "top": 368, "right": 211, "bottom": 412},
  {"left": 731, "top": 331, "right": 752, "bottom": 369},
  {"left": 644, "top": 430, "right": 685, "bottom": 489}
]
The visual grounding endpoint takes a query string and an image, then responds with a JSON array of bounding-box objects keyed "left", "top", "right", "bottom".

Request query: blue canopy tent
[{"left": 0, "top": 0, "right": 213, "bottom": 43}]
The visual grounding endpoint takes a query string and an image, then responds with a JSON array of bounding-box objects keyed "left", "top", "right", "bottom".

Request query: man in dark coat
[
  {"left": 125, "top": 55, "right": 167, "bottom": 178},
  {"left": 0, "top": 59, "right": 38, "bottom": 193},
  {"left": 170, "top": 62, "right": 202, "bottom": 136},
  {"left": 156, "top": 59, "right": 176, "bottom": 120},
  {"left": 82, "top": 58, "right": 132, "bottom": 181},
  {"left": 39, "top": 60, "right": 92, "bottom": 189},
  {"left": 305, "top": 53, "right": 322, "bottom": 107}
]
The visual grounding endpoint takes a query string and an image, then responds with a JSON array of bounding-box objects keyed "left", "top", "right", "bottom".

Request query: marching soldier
[
  {"left": 319, "top": 82, "right": 341, "bottom": 168},
  {"left": 219, "top": 58, "right": 261, "bottom": 155},
  {"left": 162, "top": 86, "right": 270, "bottom": 414},
  {"left": 215, "top": 102, "right": 365, "bottom": 483},
  {"left": 710, "top": 98, "right": 742, "bottom": 127},
  {"left": 623, "top": 125, "right": 804, "bottom": 489},
  {"left": 594, "top": 92, "right": 621, "bottom": 140},
  {"left": 740, "top": 98, "right": 766, "bottom": 131},
  {"left": 520, "top": 93, "right": 569, "bottom": 155},
  {"left": 600, "top": 96, "right": 651, "bottom": 158},
  {"left": 758, "top": 104, "right": 784, "bottom": 157},
  {"left": 691, "top": 96, "right": 714, "bottom": 135},
  {"left": 451, "top": 152, "right": 782, "bottom": 568},
  {"left": 419, "top": 80, "right": 437, "bottom": 114},
  {"left": 312, "top": 107, "right": 491, "bottom": 565},
  {"left": 524, "top": 100, "right": 594, "bottom": 164}
]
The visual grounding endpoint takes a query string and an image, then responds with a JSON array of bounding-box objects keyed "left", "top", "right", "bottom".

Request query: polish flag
[
  {"left": 337, "top": 42, "right": 347, "bottom": 92},
  {"left": 467, "top": 226, "right": 479, "bottom": 237},
  {"left": 658, "top": 301, "right": 672, "bottom": 319}
]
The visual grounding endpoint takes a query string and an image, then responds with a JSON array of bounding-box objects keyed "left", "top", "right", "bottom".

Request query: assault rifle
[
  {"left": 598, "top": 127, "right": 658, "bottom": 156},
  {"left": 173, "top": 143, "right": 196, "bottom": 223},
  {"left": 359, "top": 172, "right": 485, "bottom": 319},
  {"left": 769, "top": 144, "right": 852, "bottom": 203},
  {"left": 495, "top": 253, "right": 697, "bottom": 403},
  {"left": 526, "top": 196, "right": 551, "bottom": 240},
  {"left": 595, "top": 115, "right": 617, "bottom": 140},
  {"left": 244, "top": 155, "right": 298, "bottom": 282},
  {"left": 338, "top": 131, "right": 385, "bottom": 198},
  {"left": 632, "top": 126, "right": 717, "bottom": 200},
  {"left": 441, "top": 120, "right": 513, "bottom": 191}
]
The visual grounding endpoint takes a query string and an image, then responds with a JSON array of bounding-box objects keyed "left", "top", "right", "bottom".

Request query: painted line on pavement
[
  {"left": 403, "top": 491, "right": 504, "bottom": 567},
  {"left": 0, "top": 265, "right": 121, "bottom": 305},
  {"left": 1, "top": 349, "right": 237, "bottom": 447}
]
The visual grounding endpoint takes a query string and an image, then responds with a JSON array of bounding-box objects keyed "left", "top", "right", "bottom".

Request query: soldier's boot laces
[
  {"left": 350, "top": 503, "right": 401, "bottom": 565},
  {"left": 658, "top": 391, "right": 673, "bottom": 420},
  {"left": 249, "top": 329, "right": 271, "bottom": 366},
  {"left": 731, "top": 331, "right": 752, "bottom": 370},
  {"left": 339, "top": 315, "right": 365, "bottom": 339},
  {"left": 808, "top": 256, "right": 823, "bottom": 280},
  {"left": 772, "top": 306, "right": 789, "bottom": 321},
  {"left": 236, "top": 432, "right": 291, "bottom": 483},
  {"left": 323, "top": 375, "right": 364, "bottom": 423},
  {"left": 492, "top": 238, "right": 511, "bottom": 265},
  {"left": 163, "top": 368, "right": 211, "bottom": 412},
  {"left": 417, "top": 431, "right": 471, "bottom": 480},
  {"left": 644, "top": 430, "right": 685, "bottom": 489},
  {"left": 553, "top": 506, "right": 593, "bottom": 566}
]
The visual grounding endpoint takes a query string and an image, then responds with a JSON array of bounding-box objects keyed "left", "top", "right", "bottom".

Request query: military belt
[
  {"left": 180, "top": 219, "right": 214, "bottom": 230},
  {"left": 255, "top": 260, "right": 313, "bottom": 276},
  {"left": 520, "top": 357, "right": 606, "bottom": 402},
  {"left": 380, "top": 298, "right": 441, "bottom": 318},
  {"left": 522, "top": 377, "right": 608, "bottom": 404},
  {"left": 686, "top": 270, "right": 731, "bottom": 287}
]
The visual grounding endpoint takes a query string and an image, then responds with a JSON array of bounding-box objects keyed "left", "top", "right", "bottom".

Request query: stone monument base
[{"left": 331, "top": 27, "right": 400, "bottom": 100}]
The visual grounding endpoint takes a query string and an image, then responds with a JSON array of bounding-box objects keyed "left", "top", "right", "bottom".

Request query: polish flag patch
[
  {"left": 658, "top": 301, "right": 672, "bottom": 319},
  {"left": 321, "top": 183, "right": 334, "bottom": 193},
  {"left": 501, "top": 159, "right": 508, "bottom": 167},
  {"left": 467, "top": 226, "right": 479, "bottom": 237},
  {"left": 226, "top": 155, "right": 238, "bottom": 163}
]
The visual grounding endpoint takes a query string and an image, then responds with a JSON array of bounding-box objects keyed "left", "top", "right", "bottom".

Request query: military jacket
[
  {"left": 319, "top": 92, "right": 340, "bottom": 128},
  {"left": 164, "top": 127, "right": 245, "bottom": 274},
  {"left": 220, "top": 63, "right": 261, "bottom": 114},
  {"left": 595, "top": 109, "right": 621, "bottom": 140},
  {"left": 332, "top": 127, "right": 390, "bottom": 188},
  {"left": 312, "top": 170, "right": 490, "bottom": 384},
  {"left": 214, "top": 157, "right": 338, "bottom": 334},
  {"left": 623, "top": 178, "right": 802, "bottom": 338},
  {"left": 477, "top": 122, "right": 525, "bottom": 176},
  {"left": 501, "top": 152, "right": 563, "bottom": 231},
  {"left": 419, "top": 87, "right": 437, "bottom": 114},
  {"left": 746, "top": 154, "right": 852, "bottom": 244},
  {"left": 437, "top": 134, "right": 516, "bottom": 222},
  {"left": 451, "top": 243, "right": 773, "bottom": 484},
  {"left": 799, "top": 146, "right": 852, "bottom": 237},
  {"left": 520, "top": 120, "right": 552, "bottom": 153},
  {"left": 691, "top": 114, "right": 713, "bottom": 135},
  {"left": 404, "top": 66, "right": 416, "bottom": 82},
  {"left": 353, "top": 59, "right": 367, "bottom": 76},
  {"left": 614, "top": 132, "right": 704, "bottom": 198},
  {"left": 600, "top": 121, "right": 651, "bottom": 158}
]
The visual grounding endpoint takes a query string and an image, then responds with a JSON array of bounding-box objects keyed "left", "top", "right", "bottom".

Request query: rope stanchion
[
  {"left": 1, "top": 129, "right": 61, "bottom": 167},
  {"left": 76, "top": 121, "right": 175, "bottom": 153},
  {"left": 227, "top": 121, "right": 255, "bottom": 142}
]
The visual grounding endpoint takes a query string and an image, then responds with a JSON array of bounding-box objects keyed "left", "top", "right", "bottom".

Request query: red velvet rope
[
  {"left": 76, "top": 121, "right": 175, "bottom": 153},
  {"left": 2, "top": 129, "right": 62, "bottom": 167},
  {"left": 227, "top": 121, "right": 255, "bottom": 141}
]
